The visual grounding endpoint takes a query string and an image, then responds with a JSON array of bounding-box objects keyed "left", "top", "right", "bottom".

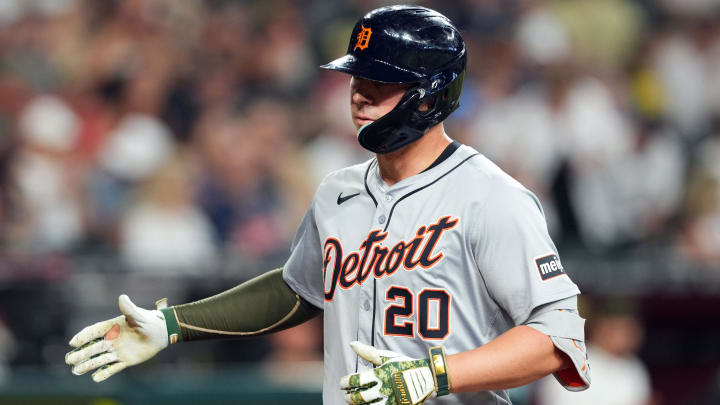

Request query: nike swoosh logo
[{"left": 337, "top": 192, "right": 361, "bottom": 205}]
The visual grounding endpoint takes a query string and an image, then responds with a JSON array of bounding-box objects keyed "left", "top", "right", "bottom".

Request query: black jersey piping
[
  {"left": 382, "top": 153, "right": 480, "bottom": 232},
  {"left": 358, "top": 160, "right": 376, "bottom": 371},
  {"left": 364, "top": 160, "right": 378, "bottom": 207},
  {"left": 354, "top": 326, "right": 360, "bottom": 372},
  {"left": 422, "top": 140, "right": 460, "bottom": 173},
  {"left": 370, "top": 278, "right": 378, "bottom": 347}
]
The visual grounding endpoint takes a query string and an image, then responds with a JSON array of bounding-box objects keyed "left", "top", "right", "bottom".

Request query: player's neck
[{"left": 376, "top": 124, "right": 452, "bottom": 186}]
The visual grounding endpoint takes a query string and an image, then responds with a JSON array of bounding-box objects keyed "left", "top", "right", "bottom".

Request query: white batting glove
[
  {"left": 65, "top": 295, "right": 169, "bottom": 382},
  {"left": 340, "top": 341, "right": 438, "bottom": 405}
]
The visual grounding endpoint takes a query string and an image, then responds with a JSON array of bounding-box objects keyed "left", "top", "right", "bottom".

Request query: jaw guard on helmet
[
  {"left": 321, "top": 5, "right": 467, "bottom": 154},
  {"left": 357, "top": 70, "right": 466, "bottom": 154}
]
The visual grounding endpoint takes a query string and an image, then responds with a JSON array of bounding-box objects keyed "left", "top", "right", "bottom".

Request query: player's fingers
[
  {"left": 72, "top": 352, "right": 118, "bottom": 375},
  {"left": 91, "top": 361, "right": 127, "bottom": 383},
  {"left": 344, "top": 390, "right": 371, "bottom": 404},
  {"left": 349, "top": 341, "right": 383, "bottom": 366},
  {"left": 69, "top": 316, "right": 124, "bottom": 347},
  {"left": 340, "top": 369, "right": 378, "bottom": 391},
  {"left": 65, "top": 338, "right": 111, "bottom": 365},
  {"left": 345, "top": 379, "right": 383, "bottom": 404},
  {"left": 66, "top": 337, "right": 101, "bottom": 363},
  {"left": 340, "top": 373, "right": 361, "bottom": 390},
  {"left": 343, "top": 387, "right": 384, "bottom": 405}
]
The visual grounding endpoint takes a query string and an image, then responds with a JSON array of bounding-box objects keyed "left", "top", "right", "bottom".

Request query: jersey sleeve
[
  {"left": 525, "top": 296, "right": 591, "bottom": 390},
  {"left": 282, "top": 197, "right": 324, "bottom": 309},
  {"left": 472, "top": 183, "right": 580, "bottom": 325}
]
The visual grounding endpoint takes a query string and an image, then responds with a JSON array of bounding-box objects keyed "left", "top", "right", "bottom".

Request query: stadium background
[{"left": 1, "top": 0, "right": 720, "bottom": 404}]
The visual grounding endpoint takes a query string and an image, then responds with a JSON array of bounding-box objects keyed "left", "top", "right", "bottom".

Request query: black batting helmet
[{"left": 321, "top": 5, "right": 466, "bottom": 154}]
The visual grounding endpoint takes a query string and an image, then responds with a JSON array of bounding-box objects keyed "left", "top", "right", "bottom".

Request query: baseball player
[{"left": 65, "top": 5, "right": 590, "bottom": 405}]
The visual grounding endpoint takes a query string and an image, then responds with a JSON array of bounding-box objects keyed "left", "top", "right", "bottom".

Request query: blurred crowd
[
  {"left": 1, "top": 0, "right": 720, "bottom": 269},
  {"left": 1, "top": 0, "right": 720, "bottom": 403}
]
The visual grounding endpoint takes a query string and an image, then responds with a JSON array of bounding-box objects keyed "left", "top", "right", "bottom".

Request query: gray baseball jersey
[{"left": 283, "top": 144, "right": 583, "bottom": 404}]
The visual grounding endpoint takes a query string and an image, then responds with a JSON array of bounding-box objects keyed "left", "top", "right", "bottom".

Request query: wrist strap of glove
[
  {"left": 160, "top": 307, "right": 182, "bottom": 345},
  {"left": 429, "top": 346, "right": 451, "bottom": 396}
]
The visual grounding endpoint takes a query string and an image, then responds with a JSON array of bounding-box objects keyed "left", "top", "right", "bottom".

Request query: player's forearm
[
  {"left": 160, "top": 268, "right": 321, "bottom": 343},
  {"left": 447, "top": 325, "right": 570, "bottom": 392}
]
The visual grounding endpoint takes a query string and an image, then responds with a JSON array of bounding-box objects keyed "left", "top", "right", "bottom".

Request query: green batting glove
[
  {"left": 340, "top": 341, "right": 451, "bottom": 405},
  {"left": 65, "top": 295, "right": 169, "bottom": 382}
]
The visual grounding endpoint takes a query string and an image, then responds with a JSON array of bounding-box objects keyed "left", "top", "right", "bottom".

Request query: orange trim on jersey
[
  {"left": 402, "top": 226, "right": 426, "bottom": 270},
  {"left": 418, "top": 216, "right": 459, "bottom": 269}
]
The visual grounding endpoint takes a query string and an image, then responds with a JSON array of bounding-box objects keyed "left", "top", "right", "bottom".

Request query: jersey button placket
[
  {"left": 358, "top": 192, "right": 380, "bottom": 363},
  {"left": 357, "top": 285, "right": 374, "bottom": 367}
]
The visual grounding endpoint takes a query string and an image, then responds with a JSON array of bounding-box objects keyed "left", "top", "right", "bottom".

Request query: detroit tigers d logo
[{"left": 354, "top": 26, "right": 372, "bottom": 51}]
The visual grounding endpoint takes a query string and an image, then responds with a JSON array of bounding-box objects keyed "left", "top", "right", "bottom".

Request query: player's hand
[
  {"left": 65, "top": 294, "right": 169, "bottom": 382},
  {"left": 340, "top": 341, "right": 437, "bottom": 405}
]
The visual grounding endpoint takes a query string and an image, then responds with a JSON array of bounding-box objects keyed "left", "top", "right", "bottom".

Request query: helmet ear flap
[{"left": 412, "top": 70, "right": 464, "bottom": 128}]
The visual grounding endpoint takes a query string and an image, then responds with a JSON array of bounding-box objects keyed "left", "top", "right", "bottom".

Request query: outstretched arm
[
  {"left": 162, "top": 268, "right": 321, "bottom": 343},
  {"left": 66, "top": 268, "right": 320, "bottom": 382}
]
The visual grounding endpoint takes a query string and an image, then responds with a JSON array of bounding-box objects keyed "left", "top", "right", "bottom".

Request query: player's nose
[
  {"left": 351, "top": 77, "right": 374, "bottom": 106},
  {"left": 351, "top": 90, "right": 371, "bottom": 106}
]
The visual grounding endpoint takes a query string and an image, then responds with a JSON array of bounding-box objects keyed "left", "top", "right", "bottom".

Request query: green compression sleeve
[{"left": 160, "top": 268, "right": 321, "bottom": 343}]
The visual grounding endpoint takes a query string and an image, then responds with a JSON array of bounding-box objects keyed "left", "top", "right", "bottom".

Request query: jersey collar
[{"left": 366, "top": 144, "right": 478, "bottom": 195}]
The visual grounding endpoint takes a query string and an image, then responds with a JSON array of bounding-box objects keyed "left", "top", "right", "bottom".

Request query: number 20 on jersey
[{"left": 384, "top": 286, "right": 451, "bottom": 340}]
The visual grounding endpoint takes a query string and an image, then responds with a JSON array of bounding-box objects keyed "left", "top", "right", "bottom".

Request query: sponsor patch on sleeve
[{"left": 534, "top": 253, "right": 566, "bottom": 281}]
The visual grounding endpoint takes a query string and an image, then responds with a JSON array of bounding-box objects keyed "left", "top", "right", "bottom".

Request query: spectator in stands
[
  {"left": 677, "top": 125, "right": 720, "bottom": 269},
  {"left": 119, "top": 152, "right": 217, "bottom": 274},
  {"left": 10, "top": 95, "right": 85, "bottom": 253},
  {"left": 194, "top": 99, "right": 311, "bottom": 267},
  {"left": 87, "top": 113, "right": 175, "bottom": 247}
]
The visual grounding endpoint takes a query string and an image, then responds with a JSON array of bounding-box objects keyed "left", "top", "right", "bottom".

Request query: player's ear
[{"left": 418, "top": 95, "right": 436, "bottom": 112}]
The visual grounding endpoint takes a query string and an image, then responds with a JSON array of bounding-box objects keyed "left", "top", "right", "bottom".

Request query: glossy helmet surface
[{"left": 321, "top": 5, "right": 466, "bottom": 154}]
